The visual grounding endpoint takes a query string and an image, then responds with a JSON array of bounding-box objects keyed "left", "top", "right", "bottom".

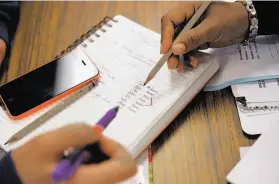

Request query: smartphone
[{"left": 0, "top": 48, "right": 99, "bottom": 120}]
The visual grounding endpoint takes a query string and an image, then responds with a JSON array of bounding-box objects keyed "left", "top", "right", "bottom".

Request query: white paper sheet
[{"left": 204, "top": 35, "right": 279, "bottom": 91}]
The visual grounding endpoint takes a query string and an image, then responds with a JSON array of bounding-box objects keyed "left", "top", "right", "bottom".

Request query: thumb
[{"left": 171, "top": 19, "right": 213, "bottom": 55}]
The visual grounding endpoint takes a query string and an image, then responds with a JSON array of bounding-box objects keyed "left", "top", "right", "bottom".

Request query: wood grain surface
[{"left": 0, "top": 1, "right": 256, "bottom": 184}]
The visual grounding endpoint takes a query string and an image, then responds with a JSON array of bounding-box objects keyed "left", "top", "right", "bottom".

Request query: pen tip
[
  {"left": 114, "top": 106, "right": 119, "bottom": 112},
  {"left": 4, "top": 137, "right": 17, "bottom": 145},
  {"left": 143, "top": 76, "right": 151, "bottom": 86}
]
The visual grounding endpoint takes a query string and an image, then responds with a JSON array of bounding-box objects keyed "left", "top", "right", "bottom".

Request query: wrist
[{"left": 236, "top": 0, "right": 258, "bottom": 45}]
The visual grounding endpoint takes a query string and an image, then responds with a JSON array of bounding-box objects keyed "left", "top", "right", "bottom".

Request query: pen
[
  {"left": 50, "top": 106, "right": 119, "bottom": 183},
  {"left": 4, "top": 81, "right": 98, "bottom": 145},
  {"left": 143, "top": 1, "right": 211, "bottom": 85}
]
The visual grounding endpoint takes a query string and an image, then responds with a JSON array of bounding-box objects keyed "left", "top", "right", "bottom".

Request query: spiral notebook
[{"left": 0, "top": 15, "right": 219, "bottom": 158}]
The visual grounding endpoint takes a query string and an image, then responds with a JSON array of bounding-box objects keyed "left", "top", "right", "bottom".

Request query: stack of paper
[
  {"left": 231, "top": 78, "right": 279, "bottom": 135},
  {"left": 202, "top": 35, "right": 279, "bottom": 183},
  {"left": 201, "top": 34, "right": 279, "bottom": 135},
  {"left": 227, "top": 121, "right": 279, "bottom": 184},
  {"left": 204, "top": 35, "right": 279, "bottom": 91},
  {"left": 228, "top": 79, "right": 279, "bottom": 183},
  {"left": 239, "top": 147, "right": 250, "bottom": 159}
]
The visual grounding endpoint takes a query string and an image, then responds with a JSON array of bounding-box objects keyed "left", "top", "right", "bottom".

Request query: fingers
[
  {"left": 167, "top": 54, "right": 179, "bottom": 70},
  {"left": 172, "top": 18, "right": 214, "bottom": 55},
  {"left": 167, "top": 54, "right": 184, "bottom": 73},
  {"left": 0, "top": 39, "right": 6, "bottom": 64},
  {"left": 37, "top": 123, "right": 100, "bottom": 155},
  {"left": 67, "top": 136, "right": 137, "bottom": 184},
  {"left": 161, "top": 4, "right": 196, "bottom": 53},
  {"left": 161, "top": 3, "right": 213, "bottom": 73},
  {"left": 167, "top": 51, "right": 200, "bottom": 72},
  {"left": 189, "top": 55, "right": 199, "bottom": 68},
  {"left": 161, "top": 17, "right": 175, "bottom": 53}
]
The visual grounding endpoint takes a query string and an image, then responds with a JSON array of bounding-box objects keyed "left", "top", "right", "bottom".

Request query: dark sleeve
[
  {"left": 0, "top": 152, "right": 23, "bottom": 184},
  {"left": 253, "top": 1, "right": 279, "bottom": 35},
  {"left": 0, "top": 1, "right": 20, "bottom": 60}
]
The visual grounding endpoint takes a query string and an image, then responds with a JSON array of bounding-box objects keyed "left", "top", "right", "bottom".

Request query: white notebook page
[{"left": 0, "top": 15, "right": 215, "bottom": 157}]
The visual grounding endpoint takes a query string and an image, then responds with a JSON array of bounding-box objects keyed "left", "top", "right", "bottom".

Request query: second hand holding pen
[
  {"left": 51, "top": 106, "right": 119, "bottom": 183},
  {"left": 143, "top": 1, "right": 212, "bottom": 85}
]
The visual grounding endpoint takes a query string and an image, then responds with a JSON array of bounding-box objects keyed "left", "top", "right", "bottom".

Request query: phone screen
[{"left": 0, "top": 50, "right": 98, "bottom": 117}]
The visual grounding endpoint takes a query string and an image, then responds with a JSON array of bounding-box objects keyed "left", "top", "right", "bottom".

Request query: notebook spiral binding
[
  {"left": 236, "top": 97, "right": 279, "bottom": 113},
  {"left": 54, "top": 16, "right": 118, "bottom": 59}
]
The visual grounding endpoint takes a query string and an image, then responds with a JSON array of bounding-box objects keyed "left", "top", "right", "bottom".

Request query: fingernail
[
  {"left": 190, "top": 56, "right": 199, "bottom": 68},
  {"left": 172, "top": 43, "right": 186, "bottom": 54}
]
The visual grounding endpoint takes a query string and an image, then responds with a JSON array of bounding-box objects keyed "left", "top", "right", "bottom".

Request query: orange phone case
[{"left": 0, "top": 57, "right": 100, "bottom": 121}]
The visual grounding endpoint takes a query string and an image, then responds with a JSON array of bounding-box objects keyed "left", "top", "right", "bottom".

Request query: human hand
[
  {"left": 161, "top": 1, "right": 249, "bottom": 72},
  {"left": 0, "top": 38, "right": 6, "bottom": 65},
  {"left": 11, "top": 123, "right": 137, "bottom": 184}
]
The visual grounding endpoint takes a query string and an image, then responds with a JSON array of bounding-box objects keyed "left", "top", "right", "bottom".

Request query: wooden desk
[{"left": 1, "top": 1, "right": 256, "bottom": 184}]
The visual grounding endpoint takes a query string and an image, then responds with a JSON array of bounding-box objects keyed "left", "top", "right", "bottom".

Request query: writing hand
[
  {"left": 11, "top": 123, "right": 137, "bottom": 184},
  {"left": 161, "top": 1, "right": 249, "bottom": 72}
]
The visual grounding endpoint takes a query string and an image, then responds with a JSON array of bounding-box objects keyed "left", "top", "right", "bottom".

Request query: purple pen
[{"left": 51, "top": 106, "right": 119, "bottom": 183}]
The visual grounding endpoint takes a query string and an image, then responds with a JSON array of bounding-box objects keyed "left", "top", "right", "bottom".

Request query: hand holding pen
[
  {"left": 160, "top": 1, "right": 249, "bottom": 72},
  {"left": 10, "top": 107, "right": 137, "bottom": 184}
]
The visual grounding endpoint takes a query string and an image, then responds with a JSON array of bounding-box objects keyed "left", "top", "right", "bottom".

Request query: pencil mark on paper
[
  {"left": 116, "top": 82, "right": 158, "bottom": 113},
  {"left": 84, "top": 27, "right": 162, "bottom": 114}
]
